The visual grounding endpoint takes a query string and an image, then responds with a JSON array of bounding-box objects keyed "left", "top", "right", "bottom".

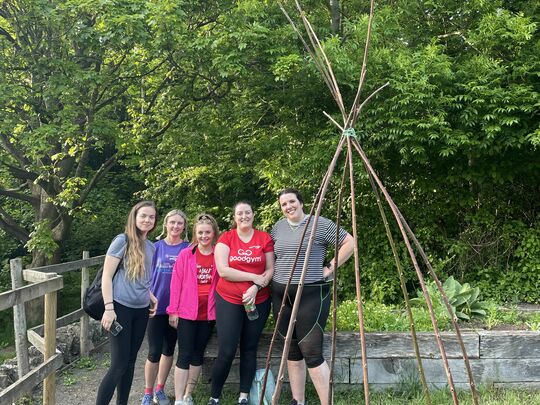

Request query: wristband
[
  {"left": 104, "top": 301, "right": 113, "bottom": 306},
  {"left": 105, "top": 308, "right": 115, "bottom": 311},
  {"left": 254, "top": 283, "right": 263, "bottom": 291}
]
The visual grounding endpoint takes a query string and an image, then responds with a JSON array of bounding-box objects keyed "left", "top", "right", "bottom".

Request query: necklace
[{"left": 287, "top": 215, "right": 308, "bottom": 232}]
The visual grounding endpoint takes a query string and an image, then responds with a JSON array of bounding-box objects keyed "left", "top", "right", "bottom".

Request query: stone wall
[
  {"left": 0, "top": 319, "right": 107, "bottom": 390},
  {"left": 201, "top": 330, "right": 540, "bottom": 389}
]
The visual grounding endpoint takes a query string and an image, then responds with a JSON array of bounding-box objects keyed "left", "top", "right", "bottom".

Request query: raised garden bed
[{"left": 201, "top": 330, "right": 540, "bottom": 390}]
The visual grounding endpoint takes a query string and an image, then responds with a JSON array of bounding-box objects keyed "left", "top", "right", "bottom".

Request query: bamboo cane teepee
[{"left": 259, "top": 1, "right": 480, "bottom": 404}]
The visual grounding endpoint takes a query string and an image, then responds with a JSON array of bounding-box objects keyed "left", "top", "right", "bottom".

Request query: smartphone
[{"left": 109, "top": 320, "right": 123, "bottom": 336}]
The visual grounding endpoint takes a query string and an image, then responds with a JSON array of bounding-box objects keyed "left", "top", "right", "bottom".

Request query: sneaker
[
  {"left": 207, "top": 399, "right": 219, "bottom": 405},
  {"left": 154, "top": 389, "right": 171, "bottom": 405},
  {"left": 141, "top": 393, "right": 153, "bottom": 405},
  {"left": 183, "top": 395, "right": 195, "bottom": 405},
  {"left": 174, "top": 401, "right": 186, "bottom": 405},
  {"left": 238, "top": 399, "right": 248, "bottom": 404}
]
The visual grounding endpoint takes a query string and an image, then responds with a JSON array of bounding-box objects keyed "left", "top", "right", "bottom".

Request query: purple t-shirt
[{"left": 151, "top": 239, "right": 190, "bottom": 315}]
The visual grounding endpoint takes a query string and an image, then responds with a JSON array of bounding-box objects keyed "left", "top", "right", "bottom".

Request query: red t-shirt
[
  {"left": 216, "top": 229, "right": 274, "bottom": 304},
  {"left": 196, "top": 249, "right": 213, "bottom": 320}
]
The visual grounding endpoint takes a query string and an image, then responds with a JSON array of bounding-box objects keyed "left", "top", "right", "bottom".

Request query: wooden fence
[{"left": 0, "top": 252, "right": 105, "bottom": 405}]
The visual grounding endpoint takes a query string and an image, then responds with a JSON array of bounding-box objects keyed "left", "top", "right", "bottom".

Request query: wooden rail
[{"left": 0, "top": 252, "right": 105, "bottom": 405}]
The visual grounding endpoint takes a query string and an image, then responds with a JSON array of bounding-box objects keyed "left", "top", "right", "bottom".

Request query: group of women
[{"left": 96, "top": 189, "right": 354, "bottom": 405}]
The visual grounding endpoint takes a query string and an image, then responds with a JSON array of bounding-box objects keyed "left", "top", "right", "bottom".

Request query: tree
[
  {"left": 0, "top": 0, "right": 231, "bottom": 266},
  {"left": 140, "top": 0, "right": 540, "bottom": 302}
]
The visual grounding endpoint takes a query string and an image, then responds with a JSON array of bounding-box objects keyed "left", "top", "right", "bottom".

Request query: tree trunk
[
  {"left": 329, "top": 0, "right": 341, "bottom": 35},
  {"left": 26, "top": 187, "right": 71, "bottom": 324}
]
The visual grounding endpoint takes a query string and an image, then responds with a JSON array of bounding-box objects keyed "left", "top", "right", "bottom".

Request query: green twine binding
[{"left": 343, "top": 128, "right": 357, "bottom": 139}]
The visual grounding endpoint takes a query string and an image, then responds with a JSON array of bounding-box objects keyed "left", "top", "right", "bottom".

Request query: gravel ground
[{"left": 54, "top": 337, "right": 168, "bottom": 405}]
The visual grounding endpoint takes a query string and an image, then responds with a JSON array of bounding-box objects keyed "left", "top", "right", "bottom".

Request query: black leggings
[
  {"left": 271, "top": 281, "right": 330, "bottom": 368},
  {"left": 176, "top": 318, "right": 215, "bottom": 369},
  {"left": 210, "top": 293, "right": 271, "bottom": 398},
  {"left": 96, "top": 302, "right": 149, "bottom": 405},
  {"left": 147, "top": 314, "right": 177, "bottom": 362}
]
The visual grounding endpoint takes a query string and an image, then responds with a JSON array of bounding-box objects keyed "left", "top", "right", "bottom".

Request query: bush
[{"left": 333, "top": 299, "right": 450, "bottom": 332}]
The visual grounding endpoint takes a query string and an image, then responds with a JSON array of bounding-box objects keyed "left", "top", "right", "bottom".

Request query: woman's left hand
[
  {"left": 242, "top": 285, "right": 258, "bottom": 305},
  {"left": 149, "top": 293, "right": 158, "bottom": 318},
  {"left": 323, "top": 265, "right": 334, "bottom": 281}
]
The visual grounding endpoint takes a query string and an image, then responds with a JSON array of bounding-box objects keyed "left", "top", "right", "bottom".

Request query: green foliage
[
  {"left": 334, "top": 299, "right": 540, "bottom": 332},
  {"left": 75, "top": 356, "right": 97, "bottom": 370},
  {"left": 0, "top": 0, "right": 538, "bottom": 307},
  {"left": 24, "top": 220, "right": 59, "bottom": 261},
  {"left": 473, "top": 222, "right": 540, "bottom": 303},
  {"left": 135, "top": 0, "right": 539, "bottom": 305},
  {"left": 334, "top": 300, "right": 450, "bottom": 332},
  {"left": 410, "top": 277, "right": 488, "bottom": 321}
]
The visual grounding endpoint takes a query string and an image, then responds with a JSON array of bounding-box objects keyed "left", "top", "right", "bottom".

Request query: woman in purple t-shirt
[{"left": 142, "top": 210, "right": 190, "bottom": 405}]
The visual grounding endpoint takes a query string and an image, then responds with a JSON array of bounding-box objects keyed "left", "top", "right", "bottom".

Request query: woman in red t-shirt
[{"left": 207, "top": 201, "right": 274, "bottom": 405}]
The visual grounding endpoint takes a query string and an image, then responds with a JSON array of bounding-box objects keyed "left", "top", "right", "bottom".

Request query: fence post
[
  {"left": 80, "top": 251, "right": 90, "bottom": 356},
  {"left": 43, "top": 273, "right": 57, "bottom": 405},
  {"left": 10, "top": 258, "right": 29, "bottom": 378}
]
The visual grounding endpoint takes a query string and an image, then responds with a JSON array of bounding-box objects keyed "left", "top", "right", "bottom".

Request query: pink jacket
[{"left": 166, "top": 245, "right": 218, "bottom": 321}]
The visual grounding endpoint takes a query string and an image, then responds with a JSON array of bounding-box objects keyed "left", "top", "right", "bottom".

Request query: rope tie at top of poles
[{"left": 343, "top": 128, "right": 357, "bottom": 139}]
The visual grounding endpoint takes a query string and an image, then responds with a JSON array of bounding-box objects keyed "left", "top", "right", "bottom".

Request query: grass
[{"left": 185, "top": 384, "right": 540, "bottom": 405}]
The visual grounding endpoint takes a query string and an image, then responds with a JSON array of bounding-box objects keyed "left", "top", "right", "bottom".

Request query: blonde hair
[
  {"left": 124, "top": 201, "right": 157, "bottom": 280},
  {"left": 191, "top": 213, "right": 220, "bottom": 245},
  {"left": 156, "top": 209, "right": 188, "bottom": 241}
]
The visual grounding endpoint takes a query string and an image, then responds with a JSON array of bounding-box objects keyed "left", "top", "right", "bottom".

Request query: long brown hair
[{"left": 124, "top": 201, "right": 157, "bottom": 280}]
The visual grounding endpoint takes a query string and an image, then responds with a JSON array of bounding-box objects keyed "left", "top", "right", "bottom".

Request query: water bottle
[{"left": 244, "top": 301, "right": 259, "bottom": 321}]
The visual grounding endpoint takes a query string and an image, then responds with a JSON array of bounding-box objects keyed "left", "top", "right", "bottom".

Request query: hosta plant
[{"left": 410, "top": 276, "right": 488, "bottom": 321}]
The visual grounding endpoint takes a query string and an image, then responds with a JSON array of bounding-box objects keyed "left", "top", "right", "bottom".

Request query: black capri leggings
[
  {"left": 210, "top": 293, "right": 271, "bottom": 398},
  {"left": 271, "top": 280, "right": 330, "bottom": 368},
  {"left": 176, "top": 318, "right": 215, "bottom": 369},
  {"left": 96, "top": 301, "right": 149, "bottom": 405},
  {"left": 147, "top": 314, "right": 177, "bottom": 362}
]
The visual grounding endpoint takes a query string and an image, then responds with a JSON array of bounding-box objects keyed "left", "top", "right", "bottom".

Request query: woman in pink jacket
[{"left": 167, "top": 214, "right": 220, "bottom": 405}]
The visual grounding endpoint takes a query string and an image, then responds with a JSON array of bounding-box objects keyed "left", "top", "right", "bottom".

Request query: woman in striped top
[{"left": 270, "top": 188, "right": 354, "bottom": 405}]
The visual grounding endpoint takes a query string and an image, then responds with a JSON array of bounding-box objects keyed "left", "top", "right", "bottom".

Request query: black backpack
[
  {"left": 83, "top": 266, "right": 119, "bottom": 320},
  {"left": 83, "top": 236, "right": 126, "bottom": 320}
]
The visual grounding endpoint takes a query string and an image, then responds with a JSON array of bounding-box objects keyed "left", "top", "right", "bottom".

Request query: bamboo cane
[
  {"left": 270, "top": 135, "right": 347, "bottom": 404},
  {"left": 365, "top": 171, "right": 432, "bottom": 404},
  {"left": 351, "top": 139, "right": 459, "bottom": 404},
  {"left": 394, "top": 206, "right": 480, "bottom": 404},
  {"left": 347, "top": 0, "right": 375, "bottom": 125},
  {"left": 259, "top": 143, "right": 342, "bottom": 404},
  {"left": 346, "top": 135, "right": 370, "bottom": 403},
  {"left": 259, "top": 176, "right": 324, "bottom": 405},
  {"left": 294, "top": 1, "right": 346, "bottom": 118},
  {"left": 328, "top": 146, "right": 350, "bottom": 404}
]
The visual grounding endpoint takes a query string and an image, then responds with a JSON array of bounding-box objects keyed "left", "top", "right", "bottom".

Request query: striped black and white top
[{"left": 271, "top": 215, "right": 348, "bottom": 285}]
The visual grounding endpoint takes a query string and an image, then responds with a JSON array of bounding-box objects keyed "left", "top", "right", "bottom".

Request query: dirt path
[{"left": 55, "top": 337, "right": 167, "bottom": 405}]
